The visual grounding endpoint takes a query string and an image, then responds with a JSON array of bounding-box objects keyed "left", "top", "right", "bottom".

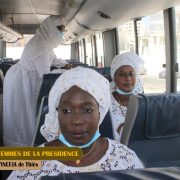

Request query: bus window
[
  {"left": 118, "top": 21, "right": 135, "bottom": 53},
  {"left": 79, "top": 39, "right": 85, "bottom": 63},
  {"left": 138, "top": 11, "right": 166, "bottom": 93},
  {"left": 54, "top": 45, "right": 71, "bottom": 60},
  {"left": 95, "top": 33, "right": 105, "bottom": 67},
  {"left": 175, "top": 5, "right": 180, "bottom": 91},
  {"left": 85, "top": 36, "right": 93, "bottom": 66},
  {"left": 6, "top": 34, "right": 71, "bottom": 61},
  {"left": 6, "top": 35, "right": 33, "bottom": 60}
]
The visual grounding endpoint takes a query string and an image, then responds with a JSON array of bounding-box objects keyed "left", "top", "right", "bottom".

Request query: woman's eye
[
  {"left": 83, "top": 108, "right": 94, "bottom": 113},
  {"left": 129, "top": 72, "right": 135, "bottom": 77},
  {"left": 119, "top": 73, "right": 124, "bottom": 77},
  {"left": 62, "top": 108, "right": 72, "bottom": 114},
  {"left": 118, "top": 72, "right": 135, "bottom": 77}
]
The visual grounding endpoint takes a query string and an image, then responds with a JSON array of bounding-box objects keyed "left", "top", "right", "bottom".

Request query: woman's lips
[{"left": 71, "top": 131, "right": 87, "bottom": 138}]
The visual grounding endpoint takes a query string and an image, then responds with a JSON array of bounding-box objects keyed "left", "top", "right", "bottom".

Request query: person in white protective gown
[{"left": 3, "top": 16, "right": 69, "bottom": 146}]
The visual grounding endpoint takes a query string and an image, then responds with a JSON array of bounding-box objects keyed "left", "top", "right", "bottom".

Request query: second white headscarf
[{"left": 110, "top": 52, "right": 144, "bottom": 94}]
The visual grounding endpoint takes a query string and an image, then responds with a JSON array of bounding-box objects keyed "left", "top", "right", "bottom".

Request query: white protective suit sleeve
[
  {"left": 52, "top": 53, "right": 68, "bottom": 68},
  {"left": 3, "top": 15, "right": 66, "bottom": 146}
]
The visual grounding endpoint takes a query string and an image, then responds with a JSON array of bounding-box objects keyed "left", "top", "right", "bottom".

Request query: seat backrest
[
  {"left": 0, "top": 93, "right": 3, "bottom": 146},
  {"left": 0, "top": 63, "right": 12, "bottom": 76},
  {"left": 37, "top": 73, "right": 61, "bottom": 115},
  {"left": 0, "top": 68, "right": 4, "bottom": 146},
  {"left": 33, "top": 96, "right": 48, "bottom": 146},
  {"left": 0, "top": 69, "right": 4, "bottom": 94},
  {"left": 121, "top": 93, "right": 180, "bottom": 168},
  {"left": 41, "top": 167, "right": 180, "bottom": 180},
  {"left": 89, "top": 66, "right": 112, "bottom": 82},
  {"left": 99, "top": 111, "right": 114, "bottom": 140},
  {"left": 33, "top": 96, "right": 114, "bottom": 146},
  {"left": 65, "top": 59, "right": 89, "bottom": 67}
]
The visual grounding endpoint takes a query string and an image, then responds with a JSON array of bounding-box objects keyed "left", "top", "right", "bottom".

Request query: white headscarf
[
  {"left": 21, "top": 16, "right": 67, "bottom": 73},
  {"left": 110, "top": 52, "right": 144, "bottom": 94},
  {"left": 110, "top": 52, "right": 144, "bottom": 79},
  {"left": 36, "top": 15, "right": 65, "bottom": 49},
  {"left": 41, "top": 66, "right": 110, "bottom": 141}
]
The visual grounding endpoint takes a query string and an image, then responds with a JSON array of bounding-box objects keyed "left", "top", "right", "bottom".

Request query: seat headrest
[{"left": 143, "top": 94, "right": 180, "bottom": 139}]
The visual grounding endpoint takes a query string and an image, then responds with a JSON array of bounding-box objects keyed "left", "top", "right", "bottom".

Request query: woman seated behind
[
  {"left": 110, "top": 52, "right": 144, "bottom": 142},
  {"left": 8, "top": 66, "right": 143, "bottom": 179}
]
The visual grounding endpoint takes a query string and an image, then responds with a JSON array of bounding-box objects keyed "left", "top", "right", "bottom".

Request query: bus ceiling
[{"left": 0, "top": 0, "right": 179, "bottom": 43}]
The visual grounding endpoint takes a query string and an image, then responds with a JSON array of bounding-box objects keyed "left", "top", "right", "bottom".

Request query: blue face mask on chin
[
  {"left": 59, "top": 31, "right": 64, "bottom": 38},
  {"left": 59, "top": 131, "right": 101, "bottom": 149},
  {"left": 115, "top": 87, "right": 134, "bottom": 95}
]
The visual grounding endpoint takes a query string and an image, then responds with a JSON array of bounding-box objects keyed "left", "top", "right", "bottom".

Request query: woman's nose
[{"left": 71, "top": 111, "right": 85, "bottom": 125}]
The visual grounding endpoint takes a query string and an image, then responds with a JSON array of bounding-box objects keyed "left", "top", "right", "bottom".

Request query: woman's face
[
  {"left": 114, "top": 65, "right": 136, "bottom": 92},
  {"left": 58, "top": 86, "right": 100, "bottom": 146}
]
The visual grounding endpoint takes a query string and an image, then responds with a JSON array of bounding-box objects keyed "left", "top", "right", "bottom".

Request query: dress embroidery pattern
[
  {"left": 8, "top": 139, "right": 143, "bottom": 180},
  {"left": 110, "top": 77, "right": 144, "bottom": 141}
]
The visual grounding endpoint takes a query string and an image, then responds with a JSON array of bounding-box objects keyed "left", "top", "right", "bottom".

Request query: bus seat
[
  {"left": 33, "top": 96, "right": 114, "bottom": 146},
  {"left": 65, "top": 59, "right": 89, "bottom": 67},
  {"left": 121, "top": 93, "right": 180, "bottom": 168},
  {"left": 0, "top": 69, "right": 4, "bottom": 93},
  {"left": 0, "top": 93, "right": 3, "bottom": 146},
  {"left": 41, "top": 167, "right": 180, "bottom": 180},
  {"left": 33, "top": 96, "right": 48, "bottom": 146},
  {"left": 0, "top": 63, "right": 12, "bottom": 76},
  {"left": 94, "top": 67, "right": 110, "bottom": 76},
  {"left": 37, "top": 73, "right": 61, "bottom": 115},
  {"left": 99, "top": 111, "right": 114, "bottom": 140},
  {"left": 89, "top": 66, "right": 112, "bottom": 82},
  {"left": 0, "top": 69, "right": 3, "bottom": 146}
]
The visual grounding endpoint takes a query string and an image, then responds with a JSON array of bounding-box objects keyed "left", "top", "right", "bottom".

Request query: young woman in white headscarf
[
  {"left": 110, "top": 52, "right": 144, "bottom": 142},
  {"left": 8, "top": 67, "right": 143, "bottom": 179}
]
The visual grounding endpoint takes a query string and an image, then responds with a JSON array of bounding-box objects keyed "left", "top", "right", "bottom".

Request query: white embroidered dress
[
  {"left": 110, "top": 78, "right": 144, "bottom": 141},
  {"left": 8, "top": 139, "right": 143, "bottom": 180}
]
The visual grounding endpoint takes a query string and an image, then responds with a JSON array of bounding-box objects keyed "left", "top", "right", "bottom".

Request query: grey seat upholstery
[
  {"left": 36, "top": 73, "right": 61, "bottom": 116},
  {"left": 89, "top": 66, "right": 112, "bottom": 82},
  {"left": 0, "top": 94, "right": 3, "bottom": 146},
  {"left": 121, "top": 93, "right": 180, "bottom": 168},
  {"left": 0, "top": 69, "right": 3, "bottom": 146},
  {"left": 41, "top": 167, "right": 180, "bottom": 180},
  {"left": 33, "top": 96, "right": 48, "bottom": 146}
]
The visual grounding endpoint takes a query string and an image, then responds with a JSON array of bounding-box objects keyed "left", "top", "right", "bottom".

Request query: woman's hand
[{"left": 63, "top": 64, "right": 77, "bottom": 69}]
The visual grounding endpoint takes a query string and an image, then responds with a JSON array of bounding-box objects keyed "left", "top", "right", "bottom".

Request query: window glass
[
  {"left": 138, "top": 12, "right": 166, "bottom": 93},
  {"left": 91, "top": 36, "right": 96, "bottom": 66},
  {"left": 6, "top": 34, "right": 71, "bottom": 60},
  {"left": 95, "top": 33, "right": 104, "bottom": 67},
  {"left": 118, "top": 21, "right": 135, "bottom": 53},
  {"left": 175, "top": 5, "right": 180, "bottom": 91},
  {"left": 85, "top": 36, "right": 93, "bottom": 66},
  {"left": 6, "top": 35, "right": 33, "bottom": 60},
  {"left": 79, "top": 40, "right": 85, "bottom": 63},
  {"left": 54, "top": 45, "right": 71, "bottom": 59}
]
